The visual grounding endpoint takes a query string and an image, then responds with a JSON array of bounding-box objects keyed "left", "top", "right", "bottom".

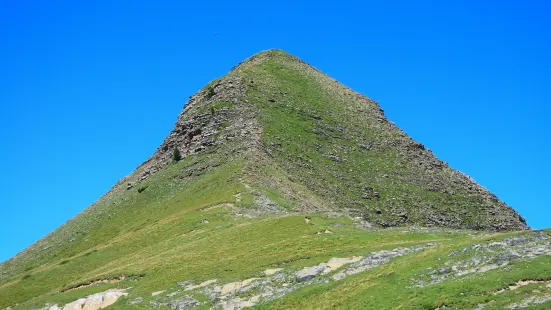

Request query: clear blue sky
[{"left": 1, "top": 0, "right": 550, "bottom": 263}]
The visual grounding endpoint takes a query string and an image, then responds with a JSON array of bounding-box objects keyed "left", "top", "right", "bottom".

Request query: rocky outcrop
[
  {"left": 410, "top": 232, "right": 551, "bottom": 288},
  {"left": 122, "top": 75, "right": 257, "bottom": 186},
  {"left": 145, "top": 243, "right": 437, "bottom": 310},
  {"left": 39, "top": 289, "right": 128, "bottom": 310}
]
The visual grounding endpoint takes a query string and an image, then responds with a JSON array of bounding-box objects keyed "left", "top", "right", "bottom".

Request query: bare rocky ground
[
  {"left": 37, "top": 289, "right": 128, "bottom": 310},
  {"left": 410, "top": 232, "right": 551, "bottom": 288}
]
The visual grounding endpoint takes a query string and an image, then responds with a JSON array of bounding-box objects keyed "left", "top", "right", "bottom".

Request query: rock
[
  {"left": 358, "top": 143, "right": 371, "bottom": 150},
  {"left": 315, "top": 229, "right": 333, "bottom": 235},
  {"left": 432, "top": 267, "right": 451, "bottom": 275},
  {"left": 151, "top": 290, "right": 166, "bottom": 296},
  {"left": 220, "top": 299, "right": 255, "bottom": 310},
  {"left": 81, "top": 294, "right": 102, "bottom": 310},
  {"left": 327, "top": 154, "right": 342, "bottom": 162},
  {"left": 221, "top": 278, "right": 258, "bottom": 296},
  {"left": 169, "top": 296, "right": 200, "bottom": 310},
  {"left": 40, "top": 290, "right": 129, "bottom": 310},
  {"left": 177, "top": 280, "right": 193, "bottom": 288},
  {"left": 323, "top": 257, "right": 362, "bottom": 274},
  {"left": 97, "top": 289, "right": 129, "bottom": 309},
  {"left": 130, "top": 297, "right": 143, "bottom": 305},
  {"left": 264, "top": 268, "right": 283, "bottom": 276},
  {"left": 184, "top": 279, "right": 217, "bottom": 291},
  {"left": 221, "top": 282, "right": 241, "bottom": 296},
  {"left": 150, "top": 300, "right": 160, "bottom": 307},
  {"left": 252, "top": 195, "right": 283, "bottom": 214},
  {"left": 63, "top": 298, "right": 87, "bottom": 310},
  {"left": 296, "top": 265, "right": 325, "bottom": 282},
  {"left": 411, "top": 232, "right": 551, "bottom": 288},
  {"left": 506, "top": 294, "right": 551, "bottom": 309},
  {"left": 167, "top": 291, "right": 180, "bottom": 297},
  {"left": 335, "top": 245, "right": 435, "bottom": 282}
]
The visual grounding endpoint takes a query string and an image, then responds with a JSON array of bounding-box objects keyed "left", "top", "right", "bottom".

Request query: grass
[
  {"left": 2, "top": 202, "right": 549, "bottom": 309},
  {"left": 4, "top": 215, "right": 548, "bottom": 309}
]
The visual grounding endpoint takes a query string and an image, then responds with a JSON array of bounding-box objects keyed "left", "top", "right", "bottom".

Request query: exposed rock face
[
  {"left": 122, "top": 75, "right": 258, "bottom": 186},
  {"left": 410, "top": 232, "right": 551, "bottom": 288},
  {"left": 39, "top": 289, "right": 128, "bottom": 310},
  {"left": 263, "top": 268, "right": 282, "bottom": 275},
  {"left": 169, "top": 296, "right": 200, "bottom": 310},
  {"left": 295, "top": 265, "right": 325, "bottom": 282},
  {"left": 220, "top": 278, "right": 259, "bottom": 295},
  {"left": 506, "top": 294, "right": 551, "bottom": 309}
]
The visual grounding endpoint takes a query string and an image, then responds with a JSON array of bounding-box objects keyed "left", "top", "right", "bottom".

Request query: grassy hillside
[
  {"left": 0, "top": 50, "right": 543, "bottom": 310},
  {"left": 1, "top": 210, "right": 550, "bottom": 309},
  {"left": 237, "top": 50, "right": 526, "bottom": 231}
]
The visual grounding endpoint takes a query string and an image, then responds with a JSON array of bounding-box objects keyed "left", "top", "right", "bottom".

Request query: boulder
[
  {"left": 169, "top": 296, "right": 200, "bottom": 310},
  {"left": 295, "top": 265, "right": 324, "bottom": 282}
]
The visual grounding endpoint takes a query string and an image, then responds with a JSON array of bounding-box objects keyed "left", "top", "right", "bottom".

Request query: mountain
[{"left": 1, "top": 50, "right": 549, "bottom": 310}]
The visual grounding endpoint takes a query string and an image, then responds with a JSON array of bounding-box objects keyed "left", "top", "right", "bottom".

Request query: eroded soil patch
[{"left": 60, "top": 274, "right": 142, "bottom": 293}]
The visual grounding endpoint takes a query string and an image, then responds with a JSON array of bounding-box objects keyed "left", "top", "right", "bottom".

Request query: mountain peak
[
  {"left": 230, "top": 49, "right": 316, "bottom": 73},
  {"left": 87, "top": 50, "right": 528, "bottom": 234},
  {"left": 0, "top": 50, "right": 536, "bottom": 310},
  {"left": 108, "top": 50, "right": 529, "bottom": 233}
]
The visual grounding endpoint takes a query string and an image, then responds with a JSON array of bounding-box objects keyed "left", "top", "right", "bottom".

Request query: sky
[{"left": 0, "top": 0, "right": 550, "bottom": 263}]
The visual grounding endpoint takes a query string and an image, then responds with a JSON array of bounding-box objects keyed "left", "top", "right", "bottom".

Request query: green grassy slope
[
  {"left": 0, "top": 50, "right": 543, "bottom": 310},
  {"left": 238, "top": 50, "right": 526, "bottom": 231},
  {"left": 2, "top": 213, "right": 550, "bottom": 309}
]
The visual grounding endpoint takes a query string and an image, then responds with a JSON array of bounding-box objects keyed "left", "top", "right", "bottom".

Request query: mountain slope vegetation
[{"left": 1, "top": 50, "right": 545, "bottom": 310}]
